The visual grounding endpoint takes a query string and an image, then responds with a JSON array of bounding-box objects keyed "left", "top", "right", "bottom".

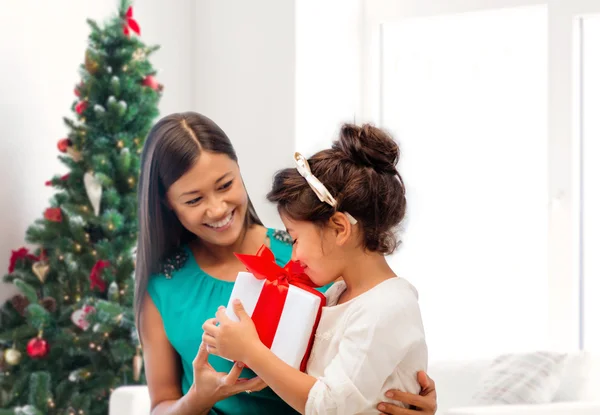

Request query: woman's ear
[{"left": 329, "top": 212, "right": 352, "bottom": 246}]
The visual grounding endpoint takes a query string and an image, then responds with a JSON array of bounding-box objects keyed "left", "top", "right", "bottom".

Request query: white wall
[
  {"left": 0, "top": 0, "right": 194, "bottom": 304},
  {"left": 192, "top": 0, "right": 297, "bottom": 228},
  {"left": 295, "top": 0, "right": 362, "bottom": 155}
]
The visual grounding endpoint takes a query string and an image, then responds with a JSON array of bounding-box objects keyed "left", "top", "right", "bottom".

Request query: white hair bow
[{"left": 294, "top": 152, "right": 358, "bottom": 225}]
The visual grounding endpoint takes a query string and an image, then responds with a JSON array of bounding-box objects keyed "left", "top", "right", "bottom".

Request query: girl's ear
[{"left": 328, "top": 212, "right": 352, "bottom": 246}]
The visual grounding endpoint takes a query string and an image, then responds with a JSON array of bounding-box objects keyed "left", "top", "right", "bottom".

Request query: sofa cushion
[{"left": 470, "top": 351, "right": 567, "bottom": 406}]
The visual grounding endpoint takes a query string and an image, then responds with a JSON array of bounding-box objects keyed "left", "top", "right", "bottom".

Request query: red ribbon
[
  {"left": 235, "top": 245, "right": 325, "bottom": 372},
  {"left": 123, "top": 6, "right": 141, "bottom": 36}
]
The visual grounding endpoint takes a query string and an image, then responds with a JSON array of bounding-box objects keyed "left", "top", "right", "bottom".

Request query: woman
[{"left": 135, "top": 112, "right": 438, "bottom": 415}]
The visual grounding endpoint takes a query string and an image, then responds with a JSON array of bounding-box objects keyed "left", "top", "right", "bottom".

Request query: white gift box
[{"left": 225, "top": 271, "right": 323, "bottom": 370}]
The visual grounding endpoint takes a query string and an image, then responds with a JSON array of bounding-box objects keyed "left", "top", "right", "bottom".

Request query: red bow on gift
[
  {"left": 235, "top": 245, "right": 325, "bottom": 372},
  {"left": 123, "top": 6, "right": 141, "bottom": 36}
]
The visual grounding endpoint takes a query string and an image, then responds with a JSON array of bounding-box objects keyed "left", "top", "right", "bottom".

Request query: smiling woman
[{"left": 166, "top": 154, "right": 247, "bottom": 241}]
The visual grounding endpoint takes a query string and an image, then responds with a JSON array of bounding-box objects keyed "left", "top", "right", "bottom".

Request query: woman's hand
[
  {"left": 187, "top": 341, "right": 266, "bottom": 410},
  {"left": 202, "top": 300, "right": 262, "bottom": 363},
  {"left": 377, "top": 371, "right": 437, "bottom": 415}
]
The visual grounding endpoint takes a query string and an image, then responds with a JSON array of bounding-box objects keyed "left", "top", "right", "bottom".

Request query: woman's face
[{"left": 166, "top": 151, "right": 249, "bottom": 247}]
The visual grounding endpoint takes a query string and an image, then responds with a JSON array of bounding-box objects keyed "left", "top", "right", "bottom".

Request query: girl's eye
[
  {"left": 292, "top": 239, "right": 298, "bottom": 245},
  {"left": 185, "top": 197, "right": 202, "bottom": 205},
  {"left": 219, "top": 180, "right": 233, "bottom": 191}
]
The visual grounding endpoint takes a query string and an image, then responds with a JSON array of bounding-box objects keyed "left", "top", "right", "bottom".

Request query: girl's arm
[
  {"left": 246, "top": 343, "right": 316, "bottom": 413},
  {"left": 204, "top": 297, "right": 426, "bottom": 415},
  {"left": 202, "top": 301, "right": 316, "bottom": 413}
]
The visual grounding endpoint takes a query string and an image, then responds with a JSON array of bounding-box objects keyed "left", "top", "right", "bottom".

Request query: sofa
[{"left": 109, "top": 351, "right": 600, "bottom": 415}]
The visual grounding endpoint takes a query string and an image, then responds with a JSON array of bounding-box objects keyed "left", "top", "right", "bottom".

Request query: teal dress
[{"left": 147, "top": 228, "right": 329, "bottom": 415}]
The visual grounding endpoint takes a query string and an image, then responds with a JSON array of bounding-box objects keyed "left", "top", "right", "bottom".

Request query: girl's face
[
  {"left": 166, "top": 151, "right": 249, "bottom": 247},
  {"left": 280, "top": 214, "right": 345, "bottom": 287}
]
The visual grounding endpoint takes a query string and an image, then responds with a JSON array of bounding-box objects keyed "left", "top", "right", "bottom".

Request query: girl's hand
[
  {"left": 377, "top": 371, "right": 437, "bottom": 415},
  {"left": 202, "top": 300, "right": 262, "bottom": 363},
  {"left": 188, "top": 342, "right": 266, "bottom": 410}
]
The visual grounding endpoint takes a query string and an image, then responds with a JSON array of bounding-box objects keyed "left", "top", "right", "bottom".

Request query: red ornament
[
  {"left": 44, "top": 207, "right": 63, "bottom": 223},
  {"left": 123, "top": 6, "right": 141, "bottom": 36},
  {"left": 57, "top": 138, "right": 72, "bottom": 153},
  {"left": 45, "top": 173, "right": 70, "bottom": 187},
  {"left": 142, "top": 75, "right": 161, "bottom": 91},
  {"left": 26, "top": 337, "right": 50, "bottom": 359},
  {"left": 75, "top": 101, "right": 88, "bottom": 115},
  {"left": 8, "top": 247, "right": 38, "bottom": 273},
  {"left": 90, "top": 260, "right": 110, "bottom": 292}
]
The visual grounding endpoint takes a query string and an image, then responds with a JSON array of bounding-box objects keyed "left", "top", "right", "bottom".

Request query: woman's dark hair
[
  {"left": 267, "top": 123, "right": 406, "bottom": 254},
  {"left": 135, "top": 112, "right": 262, "bottom": 327}
]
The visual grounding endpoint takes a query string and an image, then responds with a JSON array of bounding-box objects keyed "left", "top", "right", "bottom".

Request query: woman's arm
[
  {"left": 141, "top": 294, "right": 267, "bottom": 415},
  {"left": 140, "top": 293, "right": 209, "bottom": 415},
  {"left": 378, "top": 372, "right": 438, "bottom": 414}
]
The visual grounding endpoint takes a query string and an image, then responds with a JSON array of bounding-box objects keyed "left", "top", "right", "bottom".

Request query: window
[
  {"left": 380, "top": 6, "right": 548, "bottom": 361},
  {"left": 581, "top": 15, "right": 600, "bottom": 350},
  {"left": 362, "top": 0, "right": 600, "bottom": 360}
]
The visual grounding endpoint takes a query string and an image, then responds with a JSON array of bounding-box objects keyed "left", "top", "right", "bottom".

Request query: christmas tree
[{"left": 0, "top": 1, "right": 161, "bottom": 414}]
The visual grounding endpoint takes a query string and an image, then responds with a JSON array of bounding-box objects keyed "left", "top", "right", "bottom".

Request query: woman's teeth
[{"left": 205, "top": 211, "right": 234, "bottom": 229}]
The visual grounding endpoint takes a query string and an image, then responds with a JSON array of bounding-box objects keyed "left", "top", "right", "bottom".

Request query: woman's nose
[{"left": 206, "top": 197, "right": 227, "bottom": 219}]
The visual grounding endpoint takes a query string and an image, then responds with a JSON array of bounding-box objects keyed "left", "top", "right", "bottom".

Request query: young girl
[
  {"left": 202, "top": 123, "right": 428, "bottom": 414},
  {"left": 135, "top": 112, "right": 436, "bottom": 415}
]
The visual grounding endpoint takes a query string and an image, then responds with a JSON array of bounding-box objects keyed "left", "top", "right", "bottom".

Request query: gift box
[{"left": 225, "top": 245, "right": 326, "bottom": 372}]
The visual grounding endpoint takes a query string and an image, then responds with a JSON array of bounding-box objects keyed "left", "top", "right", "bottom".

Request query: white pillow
[{"left": 471, "top": 351, "right": 567, "bottom": 405}]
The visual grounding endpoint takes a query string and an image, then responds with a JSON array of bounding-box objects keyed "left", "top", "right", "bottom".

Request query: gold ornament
[
  {"left": 122, "top": 65, "right": 128, "bottom": 72},
  {"left": 81, "top": 205, "right": 89, "bottom": 213},
  {"left": 32, "top": 260, "right": 50, "bottom": 283},
  {"left": 85, "top": 50, "right": 99, "bottom": 75},
  {"left": 108, "top": 223, "right": 114, "bottom": 231},
  {"left": 133, "top": 137, "right": 140, "bottom": 145},
  {"left": 74, "top": 243, "right": 82, "bottom": 253},
  {"left": 66, "top": 147, "right": 82, "bottom": 162},
  {"left": 116, "top": 140, "right": 124, "bottom": 149},
  {"left": 4, "top": 346, "right": 22, "bottom": 366},
  {"left": 59, "top": 255, "right": 64, "bottom": 261},
  {"left": 128, "top": 177, "right": 135, "bottom": 187},
  {"left": 132, "top": 48, "right": 145, "bottom": 62},
  {"left": 91, "top": 250, "right": 97, "bottom": 256},
  {"left": 85, "top": 233, "right": 90, "bottom": 242},
  {"left": 133, "top": 348, "right": 143, "bottom": 381}
]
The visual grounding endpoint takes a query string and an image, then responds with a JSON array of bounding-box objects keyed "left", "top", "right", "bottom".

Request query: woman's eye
[
  {"left": 219, "top": 180, "right": 233, "bottom": 191},
  {"left": 292, "top": 239, "right": 298, "bottom": 245},
  {"left": 185, "top": 197, "right": 202, "bottom": 205}
]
